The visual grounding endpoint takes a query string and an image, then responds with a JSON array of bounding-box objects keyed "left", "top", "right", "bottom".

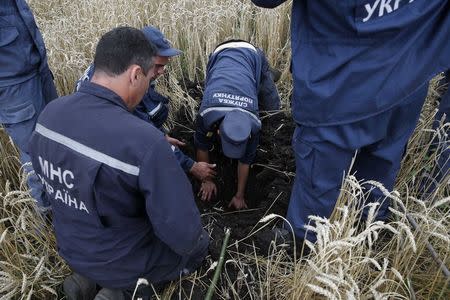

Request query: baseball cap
[
  {"left": 141, "top": 26, "right": 182, "bottom": 57},
  {"left": 219, "top": 110, "right": 252, "bottom": 159}
]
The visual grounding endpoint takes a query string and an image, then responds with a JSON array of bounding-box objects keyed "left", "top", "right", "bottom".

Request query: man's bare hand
[
  {"left": 165, "top": 135, "right": 186, "bottom": 147},
  {"left": 190, "top": 162, "right": 216, "bottom": 181},
  {"left": 199, "top": 180, "right": 217, "bottom": 201},
  {"left": 228, "top": 195, "right": 248, "bottom": 210}
]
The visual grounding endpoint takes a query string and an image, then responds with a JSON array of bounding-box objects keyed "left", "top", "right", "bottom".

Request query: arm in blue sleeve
[
  {"left": 173, "top": 146, "right": 195, "bottom": 173},
  {"left": 133, "top": 89, "right": 169, "bottom": 128},
  {"left": 258, "top": 50, "right": 280, "bottom": 111},
  {"left": 239, "top": 132, "right": 260, "bottom": 165},
  {"left": 133, "top": 102, "right": 152, "bottom": 123},
  {"left": 251, "top": 0, "right": 287, "bottom": 8},
  {"left": 144, "top": 89, "right": 170, "bottom": 128},
  {"left": 139, "top": 135, "right": 209, "bottom": 257},
  {"left": 194, "top": 115, "right": 214, "bottom": 151}
]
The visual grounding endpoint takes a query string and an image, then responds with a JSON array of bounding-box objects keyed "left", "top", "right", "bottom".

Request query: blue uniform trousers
[
  {"left": 287, "top": 84, "right": 429, "bottom": 241},
  {"left": 1, "top": 69, "right": 57, "bottom": 208}
]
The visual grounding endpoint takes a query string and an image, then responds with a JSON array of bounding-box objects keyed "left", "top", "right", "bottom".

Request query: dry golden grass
[{"left": 0, "top": 131, "right": 70, "bottom": 300}]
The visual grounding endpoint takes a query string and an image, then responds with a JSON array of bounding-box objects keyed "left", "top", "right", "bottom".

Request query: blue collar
[{"left": 78, "top": 81, "right": 129, "bottom": 111}]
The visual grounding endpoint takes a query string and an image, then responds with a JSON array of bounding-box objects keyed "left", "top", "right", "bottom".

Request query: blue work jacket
[
  {"left": 252, "top": 0, "right": 450, "bottom": 126},
  {"left": 0, "top": 0, "right": 49, "bottom": 86},
  {"left": 29, "top": 82, "right": 207, "bottom": 289},
  {"left": 200, "top": 40, "right": 280, "bottom": 117},
  {"left": 195, "top": 41, "right": 280, "bottom": 164}
]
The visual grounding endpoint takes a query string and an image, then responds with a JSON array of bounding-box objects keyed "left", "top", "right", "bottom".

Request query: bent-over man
[{"left": 195, "top": 40, "right": 280, "bottom": 210}]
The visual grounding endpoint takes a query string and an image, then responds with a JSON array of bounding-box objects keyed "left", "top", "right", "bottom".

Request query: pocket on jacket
[
  {"left": 0, "top": 100, "right": 36, "bottom": 124},
  {"left": 0, "top": 17, "right": 37, "bottom": 77}
]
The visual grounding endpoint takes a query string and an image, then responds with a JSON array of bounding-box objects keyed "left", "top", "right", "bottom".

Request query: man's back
[
  {"left": 201, "top": 42, "right": 262, "bottom": 114},
  {"left": 30, "top": 82, "right": 207, "bottom": 289},
  {"left": 282, "top": 0, "right": 450, "bottom": 126}
]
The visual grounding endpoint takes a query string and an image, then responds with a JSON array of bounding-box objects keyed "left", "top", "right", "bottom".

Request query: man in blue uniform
[
  {"left": 29, "top": 27, "right": 209, "bottom": 299},
  {"left": 252, "top": 0, "right": 450, "bottom": 241},
  {"left": 0, "top": 0, "right": 58, "bottom": 210},
  {"left": 195, "top": 40, "right": 280, "bottom": 210},
  {"left": 76, "top": 26, "right": 216, "bottom": 182}
]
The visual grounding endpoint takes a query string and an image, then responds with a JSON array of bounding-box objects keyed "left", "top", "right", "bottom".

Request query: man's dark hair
[{"left": 94, "top": 26, "right": 157, "bottom": 76}]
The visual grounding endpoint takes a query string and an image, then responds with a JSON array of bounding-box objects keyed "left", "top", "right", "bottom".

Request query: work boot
[
  {"left": 256, "top": 227, "right": 308, "bottom": 257},
  {"left": 94, "top": 288, "right": 126, "bottom": 300},
  {"left": 63, "top": 273, "right": 97, "bottom": 300}
]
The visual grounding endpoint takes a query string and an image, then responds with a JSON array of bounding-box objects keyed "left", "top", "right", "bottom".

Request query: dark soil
[{"left": 167, "top": 80, "right": 296, "bottom": 298}]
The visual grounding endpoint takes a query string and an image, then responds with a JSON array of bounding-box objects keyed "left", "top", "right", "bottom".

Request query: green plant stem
[{"left": 205, "top": 228, "right": 231, "bottom": 300}]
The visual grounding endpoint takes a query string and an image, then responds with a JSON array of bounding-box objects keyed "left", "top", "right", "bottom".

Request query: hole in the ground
[{"left": 168, "top": 80, "right": 295, "bottom": 254}]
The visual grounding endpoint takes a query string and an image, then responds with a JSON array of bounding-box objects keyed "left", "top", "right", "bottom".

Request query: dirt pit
[{"left": 165, "top": 81, "right": 296, "bottom": 297}]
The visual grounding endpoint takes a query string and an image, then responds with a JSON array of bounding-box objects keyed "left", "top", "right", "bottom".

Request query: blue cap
[
  {"left": 219, "top": 110, "right": 252, "bottom": 159},
  {"left": 141, "top": 26, "right": 182, "bottom": 57}
]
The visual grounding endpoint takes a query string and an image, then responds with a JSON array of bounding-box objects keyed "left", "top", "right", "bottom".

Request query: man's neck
[{"left": 91, "top": 72, "right": 130, "bottom": 109}]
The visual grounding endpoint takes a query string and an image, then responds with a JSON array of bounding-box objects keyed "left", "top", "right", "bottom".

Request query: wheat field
[{"left": 0, "top": 0, "right": 449, "bottom": 299}]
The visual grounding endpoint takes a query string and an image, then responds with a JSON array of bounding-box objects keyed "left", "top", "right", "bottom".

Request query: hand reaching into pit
[
  {"left": 190, "top": 162, "right": 217, "bottom": 181},
  {"left": 199, "top": 180, "right": 217, "bottom": 201},
  {"left": 165, "top": 135, "right": 186, "bottom": 147},
  {"left": 228, "top": 195, "right": 248, "bottom": 210}
]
